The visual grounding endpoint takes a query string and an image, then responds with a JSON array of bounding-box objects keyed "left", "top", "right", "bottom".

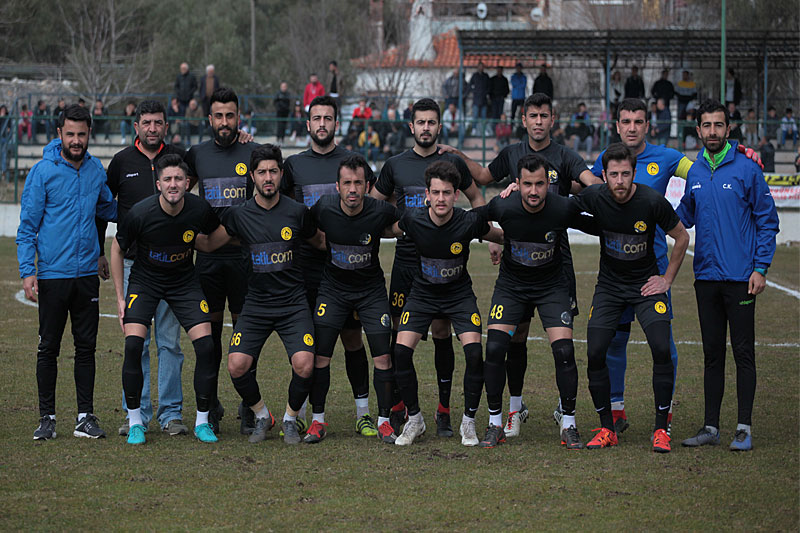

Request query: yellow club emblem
[
  {"left": 235, "top": 163, "right": 248, "bottom": 176},
  {"left": 655, "top": 301, "right": 667, "bottom": 314},
  {"left": 281, "top": 227, "right": 292, "bottom": 241},
  {"left": 634, "top": 221, "right": 647, "bottom": 233},
  {"left": 183, "top": 230, "right": 195, "bottom": 243},
  {"left": 303, "top": 334, "right": 314, "bottom": 346},
  {"left": 647, "top": 162, "right": 659, "bottom": 175},
  {"left": 450, "top": 242, "right": 463, "bottom": 255},
  {"left": 200, "top": 300, "right": 209, "bottom": 313},
  {"left": 470, "top": 313, "right": 481, "bottom": 326}
]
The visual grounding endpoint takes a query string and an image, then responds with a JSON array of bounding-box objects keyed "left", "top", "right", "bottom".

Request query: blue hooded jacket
[
  {"left": 677, "top": 140, "right": 779, "bottom": 282},
  {"left": 17, "top": 139, "right": 117, "bottom": 279}
]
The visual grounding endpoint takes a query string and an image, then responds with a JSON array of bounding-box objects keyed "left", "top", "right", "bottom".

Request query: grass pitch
[{"left": 1, "top": 237, "right": 798, "bottom": 531}]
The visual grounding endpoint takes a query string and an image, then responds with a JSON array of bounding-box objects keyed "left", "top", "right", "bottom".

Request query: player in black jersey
[
  {"left": 304, "top": 154, "right": 401, "bottom": 444},
  {"left": 574, "top": 144, "right": 689, "bottom": 453},
  {"left": 281, "top": 95, "right": 375, "bottom": 437},
  {"left": 441, "top": 92, "right": 602, "bottom": 438},
  {"left": 196, "top": 144, "right": 325, "bottom": 445},
  {"left": 473, "top": 154, "right": 596, "bottom": 449},
  {"left": 110, "top": 154, "right": 222, "bottom": 445},
  {"left": 184, "top": 87, "right": 259, "bottom": 435},
  {"left": 370, "top": 98, "right": 494, "bottom": 438},
  {"left": 386, "top": 161, "right": 503, "bottom": 447}
]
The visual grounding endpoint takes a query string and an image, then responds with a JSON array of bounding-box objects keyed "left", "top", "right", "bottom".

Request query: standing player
[
  {"left": 442, "top": 92, "right": 601, "bottom": 438},
  {"left": 574, "top": 143, "right": 689, "bottom": 453},
  {"left": 282, "top": 95, "right": 375, "bottom": 437},
  {"left": 197, "top": 144, "right": 324, "bottom": 445},
  {"left": 473, "top": 154, "right": 595, "bottom": 449},
  {"left": 370, "top": 97, "right": 490, "bottom": 438},
  {"left": 388, "top": 161, "right": 503, "bottom": 447},
  {"left": 185, "top": 87, "right": 258, "bottom": 435},
  {"left": 18, "top": 104, "right": 117, "bottom": 440},
  {"left": 110, "top": 155, "right": 221, "bottom": 445},
  {"left": 678, "top": 100, "right": 779, "bottom": 451},
  {"left": 98, "top": 100, "right": 190, "bottom": 437},
  {"left": 305, "top": 154, "right": 400, "bottom": 444}
]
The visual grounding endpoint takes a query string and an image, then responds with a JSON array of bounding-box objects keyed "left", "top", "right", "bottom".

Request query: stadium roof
[{"left": 456, "top": 29, "right": 800, "bottom": 69}]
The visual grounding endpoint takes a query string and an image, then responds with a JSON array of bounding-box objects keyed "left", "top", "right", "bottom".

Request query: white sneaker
[
  {"left": 505, "top": 402, "right": 529, "bottom": 438},
  {"left": 460, "top": 417, "right": 479, "bottom": 446},
  {"left": 395, "top": 415, "right": 425, "bottom": 446}
]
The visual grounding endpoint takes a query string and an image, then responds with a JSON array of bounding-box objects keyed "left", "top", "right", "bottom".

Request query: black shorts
[
  {"left": 124, "top": 279, "right": 210, "bottom": 331},
  {"left": 196, "top": 253, "right": 248, "bottom": 315},
  {"left": 305, "top": 283, "right": 362, "bottom": 330},
  {"left": 388, "top": 258, "right": 416, "bottom": 318},
  {"left": 488, "top": 279, "right": 573, "bottom": 330},
  {"left": 229, "top": 301, "right": 315, "bottom": 360},
  {"left": 398, "top": 288, "right": 482, "bottom": 337},
  {"left": 587, "top": 282, "right": 670, "bottom": 331}
]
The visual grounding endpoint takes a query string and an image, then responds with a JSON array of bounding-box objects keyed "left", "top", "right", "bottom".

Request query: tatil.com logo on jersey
[
  {"left": 303, "top": 333, "right": 314, "bottom": 346},
  {"left": 281, "top": 227, "right": 293, "bottom": 241},
  {"left": 548, "top": 169, "right": 558, "bottom": 184},
  {"left": 647, "top": 162, "right": 659, "bottom": 175},
  {"left": 235, "top": 163, "right": 248, "bottom": 176},
  {"left": 200, "top": 300, "right": 209, "bottom": 313},
  {"left": 450, "top": 242, "right": 463, "bottom": 255},
  {"left": 654, "top": 301, "right": 667, "bottom": 314},
  {"left": 634, "top": 221, "right": 647, "bottom": 233},
  {"left": 470, "top": 313, "right": 481, "bottom": 326},
  {"left": 182, "top": 230, "right": 195, "bottom": 243}
]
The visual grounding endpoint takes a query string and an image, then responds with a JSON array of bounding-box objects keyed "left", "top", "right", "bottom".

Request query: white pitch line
[
  {"left": 15, "top": 289, "right": 797, "bottom": 348},
  {"left": 685, "top": 249, "right": 800, "bottom": 300}
]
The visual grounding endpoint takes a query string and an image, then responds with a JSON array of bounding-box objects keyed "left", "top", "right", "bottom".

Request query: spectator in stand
[
  {"left": 184, "top": 97, "right": 205, "bottom": 145},
  {"left": 624, "top": 66, "right": 645, "bottom": 99},
  {"left": 494, "top": 112, "right": 512, "bottom": 150},
  {"left": 289, "top": 100, "right": 306, "bottom": 144},
  {"left": 328, "top": 60, "right": 340, "bottom": 103},
  {"left": 358, "top": 123, "right": 380, "bottom": 162},
  {"left": 167, "top": 97, "right": 184, "bottom": 138},
  {"left": 510, "top": 62, "right": 527, "bottom": 122},
  {"left": 683, "top": 108, "right": 698, "bottom": 150},
  {"left": 0, "top": 104, "right": 12, "bottom": 178},
  {"left": 352, "top": 97, "right": 373, "bottom": 121},
  {"left": 274, "top": 81, "right": 291, "bottom": 144},
  {"left": 780, "top": 107, "right": 798, "bottom": 149},
  {"left": 647, "top": 100, "right": 659, "bottom": 142},
  {"left": 91, "top": 100, "right": 109, "bottom": 143},
  {"left": 609, "top": 70, "right": 624, "bottom": 106},
  {"left": 489, "top": 66, "right": 509, "bottom": 120},
  {"left": 52, "top": 99, "right": 67, "bottom": 132},
  {"left": 18, "top": 104, "right": 33, "bottom": 144},
  {"left": 763, "top": 106, "right": 779, "bottom": 143},
  {"left": 676, "top": 70, "right": 697, "bottom": 120},
  {"left": 653, "top": 97, "right": 671, "bottom": 146},
  {"left": 533, "top": 64, "right": 553, "bottom": 98},
  {"left": 725, "top": 68, "right": 742, "bottom": 107},
  {"left": 119, "top": 102, "right": 136, "bottom": 145},
  {"left": 33, "top": 100, "right": 53, "bottom": 142},
  {"left": 302, "top": 73, "right": 326, "bottom": 112},
  {"left": 441, "top": 101, "right": 464, "bottom": 148},
  {"left": 382, "top": 107, "right": 405, "bottom": 157},
  {"left": 759, "top": 136, "right": 776, "bottom": 173},
  {"left": 373, "top": 109, "right": 392, "bottom": 146},
  {"left": 727, "top": 102, "right": 743, "bottom": 143},
  {"left": 174, "top": 62, "right": 198, "bottom": 114},
  {"left": 442, "top": 69, "right": 460, "bottom": 108},
  {"left": 743, "top": 108, "right": 759, "bottom": 147},
  {"left": 169, "top": 133, "right": 187, "bottom": 151},
  {"left": 569, "top": 102, "right": 593, "bottom": 155},
  {"left": 77, "top": 98, "right": 86, "bottom": 107},
  {"left": 200, "top": 64, "right": 220, "bottom": 116},
  {"left": 651, "top": 69, "right": 675, "bottom": 109},
  {"left": 239, "top": 109, "right": 256, "bottom": 136},
  {"left": 469, "top": 61, "right": 490, "bottom": 135}
]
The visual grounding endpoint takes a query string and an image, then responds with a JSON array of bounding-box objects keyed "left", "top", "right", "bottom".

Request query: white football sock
[
  {"left": 611, "top": 401, "right": 624, "bottom": 411},
  {"left": 77, "top": 412, "right": 87, "bottom": 422},
  {"left": 312, "top": 412, "right": 325, "bottom": 424},
  {"left": 355, "top": 398, "right": 369, "bottom": 418},
  {"left": 195, "top": 410, "right": 209, "bottom": 427},
  {"left": 489, "top": 413, "right": 503, "bottom": 427},
  {"left": 562, "top": 415, "right": 576, "bottom": 430},
  {"left": 736, "top": 423, "right": 751, "bottom": 435},
  {"left": 128, "top": 408, "right": 142, "bottom": 428},
  {"left": 509, "top": 396, "right": 522, "bottom": 413}
]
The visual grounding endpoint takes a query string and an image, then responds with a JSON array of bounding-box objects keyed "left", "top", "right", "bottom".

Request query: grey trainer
[
  {"left": 249, "top": 412, "right": 275, "bottom": 444},
  {"left": 282, "top": 419, "right": 301, "bottom": 444},
  {"left": 73, "top": 414, "right": 106, "bottom": 439},
  {"left": 681, "top": 427, "right": 720, "bottom": 447},
  {"left": 162, "top": 419, "right": 189, "bottom": 436},
  {"left": 34, "top": 416, "right": 57, "bottom": 440}
]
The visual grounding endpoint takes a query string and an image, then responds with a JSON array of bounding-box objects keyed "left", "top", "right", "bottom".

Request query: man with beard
[
  {"left": 110, "top": 155, "right": 222, "bottom": 445},
  {"left": 371, "top": 98, "right": 491, "bottom": 438},
  {"left": 18, "top": 104, "right": 117, "bottom": 440},
  {"left": 281, "top": 95, "right": 376, "bottom": 437},
  {"left": 574, "top": 143, "right": 689, "bottom": 453},
  {"left": 184, "top": 87, "right": 259, "bottom": 435},
  {"left": 98, "top": 100, "right": 191, "bottom": 438},
  {"left": 197, "top": 144, "right": 325, "bottom": 444},
  {"left": 441, "top": 92, "right": 601, "bottom": 439}
]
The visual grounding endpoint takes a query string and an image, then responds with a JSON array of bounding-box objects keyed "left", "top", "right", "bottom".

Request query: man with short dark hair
[
  {"left": 469, "top": 62, "right": 490, "bottom": 135},
  {"left": 678, "top": 100, "right": 779, "bottom": 452},
  {"left": 184, "top": 87, "right": 259, "bottom": 435},
  {"left": 387, "top": 161, "right": 503, "bottom": 447},
  {"left": 99, "top": 99, "right": 190, "bottom": 437},
  {"left": 575, "top": 143, "right": 689, "bottom": 453},
  {"left": 510, "top": 63, "right": 527, "bottom": 121},
  {"left": 305, "top": 153, "right": 401, "bottom": 444},
  {"left": 174, "top": 62, "right": 198, "bottom": 114},
  {"left": 651, "top": 69, "right": 674, "bottom": 108},
  {"left": 489, "top": 66, "right": 509, "bottom": 120},
  {"left": 624, "top": 66, "right": 645, "bottom": 100},
  {"left": 110, "top": 154, "right": 222, "bottom": 445},
  {"left": 18, "top": 104, "right": 117, "bottom": 441},
  {"left": 532, "top": 65, "right": 553, "bottom": 99}
]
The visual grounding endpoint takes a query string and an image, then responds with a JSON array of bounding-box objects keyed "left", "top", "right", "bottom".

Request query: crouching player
[
  {"left": 388, "top": 161, "right": 503, "bottom": 447},
  {"left": 473, "top": 153, "right": 596, "bottom": 449},
  {"left": 304, "top": 153, "right": 401, "bottom": 444},
  {"left": 110, "top": 154, "right": 221, "bottom": 445},
  {"left": 197, "top": 144, "right": 325, "bottom": 445},
  {"left": 574, "top": 143, "right": 689, "bottom": 453}
]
